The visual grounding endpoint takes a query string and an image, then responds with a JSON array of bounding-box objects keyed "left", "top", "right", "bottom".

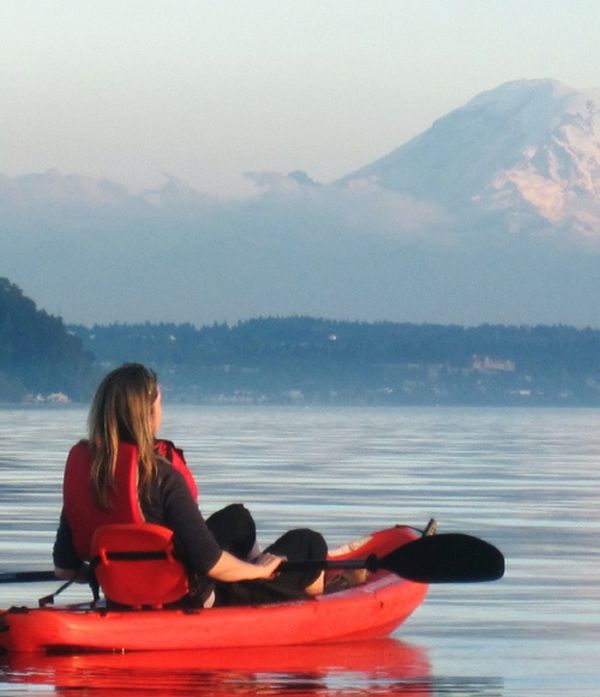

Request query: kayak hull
[{"left": 0, "top": 526, "right": 428, "bottom": 653}]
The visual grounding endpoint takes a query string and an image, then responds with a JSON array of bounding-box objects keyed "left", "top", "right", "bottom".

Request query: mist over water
[{"left": 1, "top": 405, "right": 599, "bottom": 696}]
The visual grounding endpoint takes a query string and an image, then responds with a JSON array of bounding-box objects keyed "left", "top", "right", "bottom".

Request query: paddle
[
  {"left": 0, "top": 570, "right": 57, "bottom": 584},
  {"left": 0, "top": 533, "right": 504, "bottom": 586},
  {"left": 281, "top": 533, "right": 505, "bottom": 583}
]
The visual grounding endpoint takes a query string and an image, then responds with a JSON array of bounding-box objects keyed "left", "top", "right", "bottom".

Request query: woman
[{"left": 53, "top": 363, "right": 327, "bottom": 607}]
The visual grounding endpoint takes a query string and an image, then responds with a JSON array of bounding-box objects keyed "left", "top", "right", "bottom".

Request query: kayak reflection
[{"left": 3, "top": 638, "right": 432, "bottom": 696}]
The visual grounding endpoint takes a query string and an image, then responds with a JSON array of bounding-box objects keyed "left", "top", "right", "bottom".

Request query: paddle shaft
[
  {"left": 0, "top": 559, "right": 377, "bottom": 584},
  {"left": 0, "top": 533, "right": 504, "bottom": 585},
  {"left": 0, "top": 570, "right": 57, "bottom": 584}
]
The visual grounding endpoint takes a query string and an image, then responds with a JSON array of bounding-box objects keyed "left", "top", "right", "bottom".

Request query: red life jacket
[{"left": 63, "top": 439, "right": 198, "bottom": 561}]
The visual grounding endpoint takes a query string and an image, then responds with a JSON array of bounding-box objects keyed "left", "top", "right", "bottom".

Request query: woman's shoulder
[
  {"left": 155, "top": 454, "right": 182, "bottom": 478},
  {"left": 154, "top": 439, "right": 198, "bottom": 501},
  {"left": 152, "top": 455, "right": 200, "bottom": 517},
  {"left": 155, "top": 455, "right": 190, "bottom": 494}
]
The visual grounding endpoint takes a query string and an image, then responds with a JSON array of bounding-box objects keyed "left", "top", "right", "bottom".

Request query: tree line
[
  {"left": 70, "top": 317, "right": 600, "bottom": 405},
  {"left": 2, "top": 278, "right": 600, "bottom": 405}
]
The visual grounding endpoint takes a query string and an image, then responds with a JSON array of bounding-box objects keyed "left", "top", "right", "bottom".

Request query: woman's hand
[
  {"left": 252, "top": 552, "right": 286, "bottom": 579},
  {"left": 207, "top": 550, "right": 285, "bottom": 583}
]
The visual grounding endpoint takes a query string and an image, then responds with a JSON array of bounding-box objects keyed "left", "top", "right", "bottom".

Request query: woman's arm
[
  {"left": 155, "top": 462, "right": 284, "bottom": 581},
  {"left": 53, "top": 509, "right": 83, "bottom": 577},
  {"left": 207, "top": 549, "right": 284, "bottom": 582},
  {"left": 54, "top": 566, "right": 77, "bottom": 580},
  {"left": 53, "top": 564, "right": 91, "bottom": 582}
]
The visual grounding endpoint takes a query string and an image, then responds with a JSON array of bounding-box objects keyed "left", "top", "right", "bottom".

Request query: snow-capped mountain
[
  {"left": 342, "top": 79, "right": 600, "bottom": 238},
  {"left": 2, "top": 79, "right": 600, "bottom": 328}
]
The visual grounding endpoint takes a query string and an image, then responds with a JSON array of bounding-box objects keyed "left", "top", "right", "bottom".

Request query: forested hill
[
  {"left": 70, "top": 318, "right": 600, "bottom": 406},
  {"left": 3, "top": 277, "right": 600, "bottom": 405},
  {"left": 0, "top": 278, "right": 93, "bottom": 402}
]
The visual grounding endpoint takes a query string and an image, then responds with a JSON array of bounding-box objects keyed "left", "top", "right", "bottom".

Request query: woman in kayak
[{"left": 53, "top": 363, "right": 327, "bottom": 607}]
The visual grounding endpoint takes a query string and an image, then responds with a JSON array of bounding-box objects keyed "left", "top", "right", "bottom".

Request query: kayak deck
[{"left": 0, "top": 525, "right": 428, "bottom": 653}]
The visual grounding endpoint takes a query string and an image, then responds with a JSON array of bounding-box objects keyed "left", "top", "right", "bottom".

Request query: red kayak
[{"left": 0, "top": 525, "right": 428, "bottom": 653}]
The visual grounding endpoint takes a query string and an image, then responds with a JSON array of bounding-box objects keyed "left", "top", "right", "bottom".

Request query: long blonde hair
[{"left": 88, "top": 363, "right": 159, "bottom": 509}]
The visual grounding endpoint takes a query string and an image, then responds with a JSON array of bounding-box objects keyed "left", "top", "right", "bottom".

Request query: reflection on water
[
  {"left": 1, "top": 405, "right": 600, "bottom": 696},
  {"left": 1, "top": 638, "right": 505, "bottom": 696},
  {"left": 1, "top": 639, "right": 431, "bottom": 696}
]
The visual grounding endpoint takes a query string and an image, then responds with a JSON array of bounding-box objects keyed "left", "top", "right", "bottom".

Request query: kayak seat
[{"left": 90, "top": 523, "right": 189, "bottom": 609}]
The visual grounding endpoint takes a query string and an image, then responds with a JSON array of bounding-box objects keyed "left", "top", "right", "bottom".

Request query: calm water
[{"left": 1, "top": 405, "right": 599, "bottom": 696}]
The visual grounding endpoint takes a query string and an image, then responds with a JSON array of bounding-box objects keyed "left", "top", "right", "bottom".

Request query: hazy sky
[{"left": 2, "top": 0, "right": 600, "bottom": 197}]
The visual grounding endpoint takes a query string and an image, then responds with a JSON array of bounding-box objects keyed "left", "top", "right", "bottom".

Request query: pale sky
[{"left": 2, "top": 0, "right": 600, "bottom": 197}]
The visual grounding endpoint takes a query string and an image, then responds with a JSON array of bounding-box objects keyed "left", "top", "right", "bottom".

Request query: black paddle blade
[{"left": 379, "top": 533, "right": 505, "bottom": 583}]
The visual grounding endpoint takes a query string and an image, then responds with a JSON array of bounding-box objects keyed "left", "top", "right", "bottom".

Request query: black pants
[{"left": 206, "top": 503, "right": 327, "bottom": 606}]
